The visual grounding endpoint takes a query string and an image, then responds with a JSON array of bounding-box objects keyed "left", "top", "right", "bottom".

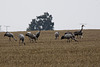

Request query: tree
[{"left": 27, "top": 12, "right": 54, "bottom": 31}]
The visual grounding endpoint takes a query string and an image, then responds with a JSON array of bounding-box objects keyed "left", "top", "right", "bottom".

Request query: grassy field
[{"left": 0, "top": 30, "right": 100, "bottom": 67}]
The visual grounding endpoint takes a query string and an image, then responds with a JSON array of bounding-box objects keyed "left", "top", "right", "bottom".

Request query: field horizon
[{"left": 0, "top": 29, "right": 100, "bottom": 67}]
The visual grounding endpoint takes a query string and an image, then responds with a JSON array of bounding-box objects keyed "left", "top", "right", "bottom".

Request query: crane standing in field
[
  {"left": 61, "top": 32, "right": 78, "bottom": 42},
  {"left": 25, "top": 32, "right": 37, "bottom": 43},
  {"left": 4, "top": 32, "right": 17, "bottom": 41},
  {"left": 25, "top": 26, "right": 41, "bottom": 42},
  {"left": 55, "top": 32, "right": 59, "bottom": 40},
  {"left": 18, "top": 34, "right": 25, "bottom": 45},
  {"left": 25, "top": 31, "right": 41, "bottom": 43},
  {"left": 74, "top": 25, "right": 84, "bottom": 38}
]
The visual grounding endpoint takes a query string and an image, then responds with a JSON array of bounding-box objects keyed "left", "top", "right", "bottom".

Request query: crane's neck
[{"left": 80, "top": 26, "right": 84, "bottom": 32}]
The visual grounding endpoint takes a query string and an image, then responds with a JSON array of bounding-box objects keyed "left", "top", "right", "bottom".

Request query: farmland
[{"left": 0, "top": 30, "right": 100, "bottom": 67}]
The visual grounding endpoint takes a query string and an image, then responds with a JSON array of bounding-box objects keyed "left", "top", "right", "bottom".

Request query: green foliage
[{"left": 27, "top": 12, "right": 54, "bottom": 31}]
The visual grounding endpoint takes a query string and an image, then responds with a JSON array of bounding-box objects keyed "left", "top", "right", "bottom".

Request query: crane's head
[{"left": 82, "top": 25, "right": 85, "bottom": 27}]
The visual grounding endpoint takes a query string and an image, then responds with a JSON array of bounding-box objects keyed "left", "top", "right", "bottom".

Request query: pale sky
[{"left": 0, "top": 0, "right": 100, "bottom": 31}]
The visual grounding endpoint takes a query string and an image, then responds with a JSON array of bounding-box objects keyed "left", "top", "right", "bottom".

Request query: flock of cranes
[
  {"left": 55, "top": 25, "right": 84, "bottom": 42},
  {"left": 3, "top": 25, "right": 84, "bottom": 45},
  {"left": 4, "top": 31, "right": 41, "bottom": 45}
]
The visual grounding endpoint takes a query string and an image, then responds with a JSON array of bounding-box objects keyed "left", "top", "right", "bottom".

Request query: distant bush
[{"left": 27, "top": 12, "right": 54, "bottom": 31}]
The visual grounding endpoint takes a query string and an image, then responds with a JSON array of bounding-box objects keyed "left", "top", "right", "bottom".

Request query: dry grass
[{"left": 0, "top": 30, "right": 100, "bottom": 67}]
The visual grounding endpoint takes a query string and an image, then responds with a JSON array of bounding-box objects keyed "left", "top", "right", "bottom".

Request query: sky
[{"left": 0, "top": 0, "right": 100, "bottom": 32}]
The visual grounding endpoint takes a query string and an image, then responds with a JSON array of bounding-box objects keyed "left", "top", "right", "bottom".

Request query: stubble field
[{"left": 0, "top": 30, "right": 100, "bottom": 67}]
